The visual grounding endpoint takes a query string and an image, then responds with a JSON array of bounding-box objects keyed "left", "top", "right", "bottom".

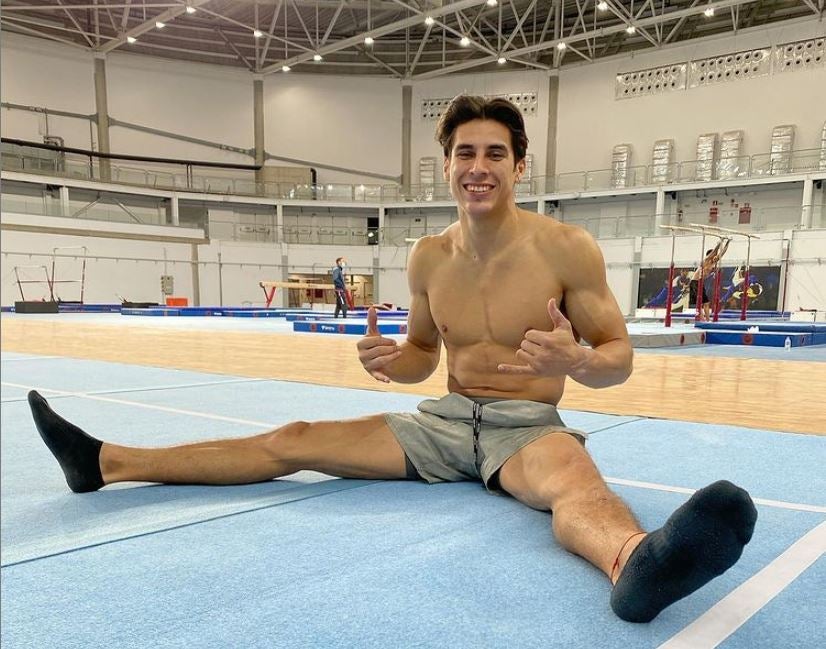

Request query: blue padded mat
[
  {"left": 718, "top": 554, "right": 826, "bottom": 649},
  {"left": 588, "top": 419, "right": 826, "bottom": 507},
  {"left": 1, "top": 481, "right": 822, "bottom": 648},
  {"left": 0, "top": 356, "right": 642, "bottom": 566}
]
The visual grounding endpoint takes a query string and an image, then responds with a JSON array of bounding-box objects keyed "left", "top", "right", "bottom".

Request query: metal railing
[
  {"left": 3, "top": 189, "right": 818, "bottom": 242},
  {"left": 4, "top": 143, "right": 825, "bottom": 204}
]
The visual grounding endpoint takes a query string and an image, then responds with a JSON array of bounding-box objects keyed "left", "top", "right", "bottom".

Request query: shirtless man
[
  {"left": 690, "top": 238, "right": 731, "bottom": 321},
  {"left": 29, "top": 95, "right": 756, "bottom": 624}
]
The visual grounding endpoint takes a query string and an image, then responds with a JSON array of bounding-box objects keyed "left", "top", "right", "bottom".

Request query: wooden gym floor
[{"left": 1, "top": 316, "right": 823, "bottom": 435}]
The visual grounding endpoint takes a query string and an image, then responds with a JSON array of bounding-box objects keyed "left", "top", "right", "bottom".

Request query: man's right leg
[{"left": 28, "top": 391, "right": 408, "bottom": 492}]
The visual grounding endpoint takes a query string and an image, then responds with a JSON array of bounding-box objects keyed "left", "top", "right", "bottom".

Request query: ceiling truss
[{"left": 1, "top": 0, "right": 822, "bottom": 78}]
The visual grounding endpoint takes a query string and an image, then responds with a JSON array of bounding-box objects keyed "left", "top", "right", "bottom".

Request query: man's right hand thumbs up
[{"left": 357, "top": 307, "right": 401, "bottom": 383}]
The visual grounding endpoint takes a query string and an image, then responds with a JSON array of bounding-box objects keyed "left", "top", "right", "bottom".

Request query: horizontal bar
[{"left": 687, "top": 222, "right": 761, "bottom": 238}]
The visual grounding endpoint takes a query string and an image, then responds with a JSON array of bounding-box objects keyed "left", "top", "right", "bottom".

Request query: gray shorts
[{"left": 384, "top": 393, "right": 587, "bottom": 490}]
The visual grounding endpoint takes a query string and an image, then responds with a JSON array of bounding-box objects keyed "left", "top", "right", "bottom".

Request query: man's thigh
[
  {"left": 281, "top": 414, "right": 410, "bottom": 480},
  {"left": 497, "top": 432, "right": 605, "bottom": 511}
]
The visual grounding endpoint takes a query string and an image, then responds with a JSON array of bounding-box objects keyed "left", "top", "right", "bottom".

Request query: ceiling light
[
  {"left": 557, "top": 42, "right": 567, "bottom": 50},
  {"left": 486, "top": 0, "right": 498, "bottom": 6},
  {"left": 424, "top": 16, "right": 435, "bottom": 26},
  {"left": 497, "top": 56, "right": 506, "bottom": 64},
  {"left": 626, "top": 24, "right": 636, "bottom": 34},
  {"left": 155, "top": 21, "right": 165, "bottom": 29},
  {"left": 703, "top": 6, "right": 715, "bottom": 17},
  {"left": 185, "top": 5, "right": 196, "bottom": 14},
  {"left": 313, "top": 53, "right": 323, "bottom": 62},
  {"left": 253, "top": 29, "right": 263, "bottom": 38},
  {"left": 126, "top": 36, "right": 137, "bottom": 44},
  {"left": 597, "top": 1, "right": 608, "bottom": 10},
  {"left": 364, "top": 36, "right": 374, "bottom": 45},
  {"left": 460, "top": 36, "right": 471, "bottom": 47},
  {"left": 282, "top": 65, "right": 291, "bottom": 72}
]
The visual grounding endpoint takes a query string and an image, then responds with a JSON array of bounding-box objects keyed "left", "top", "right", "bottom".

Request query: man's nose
[{"left": 469, "top": 155, "right": 489, "bottom": 174}]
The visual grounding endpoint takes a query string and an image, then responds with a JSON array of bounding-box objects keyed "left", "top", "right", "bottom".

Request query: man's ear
[{"left": 515, "top": 157, "right": 526, "bottom": 179}]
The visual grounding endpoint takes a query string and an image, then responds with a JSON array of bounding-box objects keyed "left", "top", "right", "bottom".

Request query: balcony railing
[{"left": 3, "top": 143, "right": 824, "bottom": 204}]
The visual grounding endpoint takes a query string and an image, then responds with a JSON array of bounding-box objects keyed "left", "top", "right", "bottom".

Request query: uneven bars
[
  {"left": 688, "top": 224, "right": 759, "bottom": 320},
  {"left": 658, "top": 224, "right": 725, "bottom": 325},
  {"left": 657, "top": 225, "right": 708, "bottom": 327},
  {"left": 659, "top": 224, "right": 706, "bottom": 235},
  {"left": 687, "top": 223, "right": 761, "bottom": 239}
]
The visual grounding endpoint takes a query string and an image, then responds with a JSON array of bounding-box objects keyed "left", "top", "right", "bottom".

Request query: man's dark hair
[
  {"left": 435, "top": 95, "right": 528, "bottom": 164},
  {"left": 335, "top": 257, "right": 344, "bottom": 264}
]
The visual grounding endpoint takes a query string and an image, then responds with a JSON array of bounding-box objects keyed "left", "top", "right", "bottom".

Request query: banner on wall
[
  {"left": 637, "top": 265, "right": 781, "bottom": 311},
  {"left": 738, "top": 203, "right": 752, "bottom": 224},
  {"left": 708, "top": 200, "right": 719, "bottom": 224}
]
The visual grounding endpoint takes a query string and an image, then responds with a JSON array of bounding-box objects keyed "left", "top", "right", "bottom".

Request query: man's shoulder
[
  {"left": 411, "top": 228, "right": 456, "bottom": 256},
  {"left": 529, "top": 212, "right": 594, "bottom": 248}
]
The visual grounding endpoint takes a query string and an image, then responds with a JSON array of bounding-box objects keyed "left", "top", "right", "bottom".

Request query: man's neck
[{"left": 457, "top": 204, "right": 522, "bottom": 259}]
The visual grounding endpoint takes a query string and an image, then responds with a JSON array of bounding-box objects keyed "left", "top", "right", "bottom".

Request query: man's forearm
[
  {"left": 568, "top": 340, "right": 633, "bottom": 389},
  {"left": 382, "top": 340, "right": 440, "bottom": 384}
]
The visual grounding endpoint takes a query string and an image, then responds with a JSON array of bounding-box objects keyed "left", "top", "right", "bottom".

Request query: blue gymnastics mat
[{"left": 1, "top": 352, "right": 824, "bottom": 648}]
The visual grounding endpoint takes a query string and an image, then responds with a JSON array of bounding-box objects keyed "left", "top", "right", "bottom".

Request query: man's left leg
[{"left": 498, "top": 432, "right": 756, "bottom": 622}]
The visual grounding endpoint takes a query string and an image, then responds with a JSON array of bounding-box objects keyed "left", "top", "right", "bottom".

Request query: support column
[
  {"left": 631, "top": 238, "right": 643, "bottom": 318},
  {"left": 811, "top": 180, "right": 825, "bottom": 228},
  {"left": 275, "top": 202, "right": 284, "bottom": 242},
  {"left": 170, "top": 193, "right": 180, "bottom": 226},
  {"left": 253, "top": 75, "right": 265, "bottom": 187},
  {"left": 93, "top": 54, "right": 111, "bottom": 182},
  {"left": 801, "top": 177, "right": 814, "bottom": 229},
  {"left": 374, "top": 206, "right": 385, "bottom": 303},
  {"left": 655, "top": 188, "right": 666, "bottom": 230},
  {"left": 545, "top": 72, "right": 560, "bottom": 191},
  {"left": 59, "top": 185, "right": 70, "bottom": 217},
  {"left": 190, "top": 243, "right": 201, "bottom": 307},
  {"left": 401, "top": 82, "right": 413, "bottom": 192}
]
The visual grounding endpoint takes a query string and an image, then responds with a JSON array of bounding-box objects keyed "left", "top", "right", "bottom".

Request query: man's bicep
[
  {"left": 563, "top": 235, "right": 629, "bottom": 348},
  {"left": 406, "top": 290, "right": 441, "bottom": 353},
  {"left": 564, "top": 284, "right": 628, "bottom": 349},
  {"left": 405, "top": 238, "right": 441, "bottom": 353}
]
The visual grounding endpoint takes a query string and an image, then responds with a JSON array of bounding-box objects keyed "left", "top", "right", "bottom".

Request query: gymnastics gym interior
[{"left": 1, "top": 2, "right": 825, "bottom": 648}]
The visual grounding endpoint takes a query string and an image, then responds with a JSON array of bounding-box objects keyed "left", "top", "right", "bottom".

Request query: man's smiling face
[{"left": 444, "top": 118, "right": 525, "bottom": 219}]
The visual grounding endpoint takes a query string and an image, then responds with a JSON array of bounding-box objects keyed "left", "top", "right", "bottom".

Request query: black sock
[
  {"left": 28, "top": 390, "right": 104, "bottom": 493},
  {"left": 611, "top": 480, "right": 757, "bottom": 623}
]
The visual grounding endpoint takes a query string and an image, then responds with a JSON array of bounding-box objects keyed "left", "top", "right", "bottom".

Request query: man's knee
[
  {"left": 266, "top": 421, "right": 311, "bottom": 464},
  {"left": 502, "top": 433, "right": 602, "bottom": 508}
]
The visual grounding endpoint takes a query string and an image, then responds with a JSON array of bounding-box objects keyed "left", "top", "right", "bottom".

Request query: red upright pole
[
  {"left": 740, "top": 237, "right": 752, "bottom": 321},
  {"left": 664, "top": 233, "right": 676, "bottom": 328},
  {"left": 712, "top": 264, "right": 723, "bottom": 322},
  {"left": 696, "top": 234, "right": 706, "bottom": 322}
]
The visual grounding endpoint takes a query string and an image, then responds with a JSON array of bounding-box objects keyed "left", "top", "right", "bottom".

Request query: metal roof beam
[{"left": 260, "top": 0, "right": 490, "bottom": 74}]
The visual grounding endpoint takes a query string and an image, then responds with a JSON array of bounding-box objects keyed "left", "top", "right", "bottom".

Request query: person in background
[
  {"left": 690, "top": 238, "right": 730, "bottom": 321},
  {"left": 333, "top": 256, "right": 348, "bottom": 318}
]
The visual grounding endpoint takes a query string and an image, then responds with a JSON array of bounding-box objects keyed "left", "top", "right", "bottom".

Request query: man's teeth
[{"left": 466, "top": 185, "right": 493, "bottom": 192}]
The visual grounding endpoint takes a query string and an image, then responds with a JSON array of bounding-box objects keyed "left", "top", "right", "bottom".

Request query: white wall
[
  {"left": 412, "top": 70, "right": 551, "bottom": 180},
  {"left": 264, "top": 74, "right": 402, "bottom": 184},
  {"left": 599, "top": 238, "right": 638, "bottom": 315},
  {"left": 0, "top": 214, "right": 202, "bottom": 305},
  {"left": 557, "top": 20, "right": 826, "bottom": 173},
  {"left": 0, "top": 33, "right": 95, "bottom": 149},
  {"left": 785, "top": 229, "right": 826, "bottom": 311},
  {"left": 107, "top": 53, "right": 254, "bottom": 165}
]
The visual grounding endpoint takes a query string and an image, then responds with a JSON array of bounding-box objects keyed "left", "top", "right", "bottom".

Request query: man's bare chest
[{"left": 426, "top": 259, "right": 563, "bottom": 347}]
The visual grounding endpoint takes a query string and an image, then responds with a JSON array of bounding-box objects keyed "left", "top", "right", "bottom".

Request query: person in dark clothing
[{"left": 333, "top": 257, "right": 348, "bottom": 318}]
